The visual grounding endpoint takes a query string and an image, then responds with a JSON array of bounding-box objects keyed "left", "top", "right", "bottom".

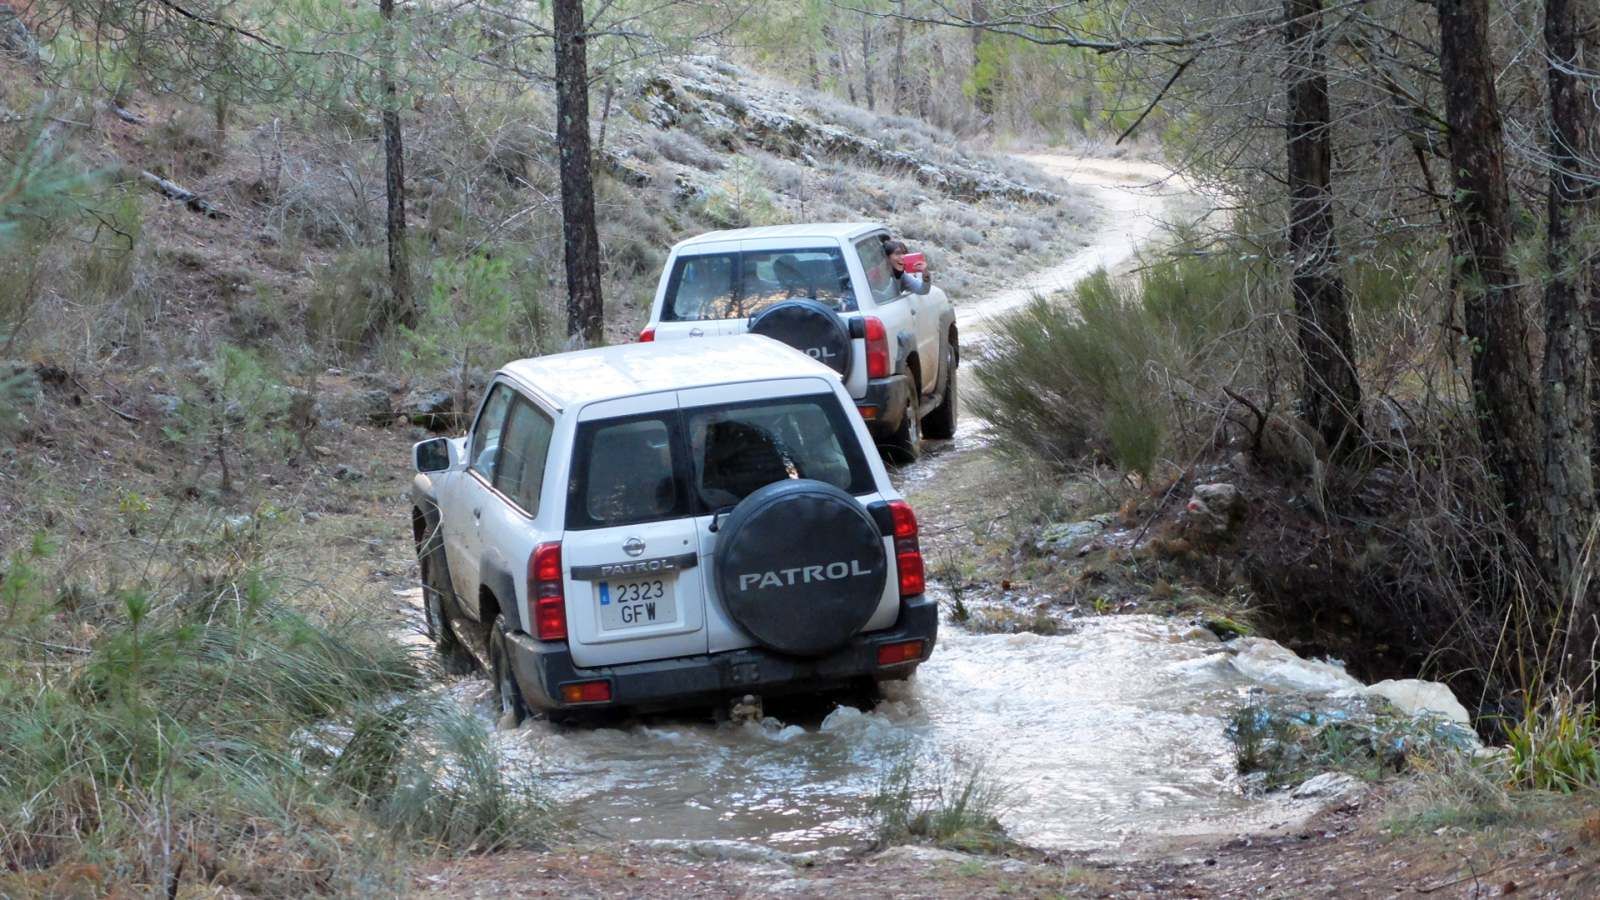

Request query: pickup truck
[{"left": 637, "top": 223, "right": 958, "bottom": 460}]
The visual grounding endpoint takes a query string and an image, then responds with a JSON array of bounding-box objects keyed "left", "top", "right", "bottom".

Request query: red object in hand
[{"left": 901, "top": 252, "right": 926, "bottom": 274}]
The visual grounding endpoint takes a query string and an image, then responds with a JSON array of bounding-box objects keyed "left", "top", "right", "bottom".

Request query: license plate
[{"left": 596, "top": 576, "right": 677, "bottom": 630}]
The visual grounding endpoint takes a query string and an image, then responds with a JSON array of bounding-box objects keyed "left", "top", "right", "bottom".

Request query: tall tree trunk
[
  {"left": 970, "top": 1, "right": 997, "bottom": 119},
  {"left": 379, "top": 0, "right": 415, "bottom": 329},
  {"left": 1283, "top": 0, "right": 1362, "bottom": 453},
  {"left": 860, "top": 18, "right": 875, "bottom": 110},
  {"left": 554, "top": 0, "right": 604, "bottom": 346},
  {"left": 1437, "top": 0, "right": 1542, "bottom": 552},
  {"left": 1543, "top": 0, "right": 1599, "bottom": 684},
  {"left": 828, "top": 25, "right": 857, "bottom": 104},
  {"left": 891, "top": 0, "right": 908, "bottom": 109},
  {"left": 807, "top": 47, "right": 821, "bottom": 91}
]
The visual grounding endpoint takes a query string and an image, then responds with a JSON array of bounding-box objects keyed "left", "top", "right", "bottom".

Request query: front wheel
[
  {"left": 922, "top": 345, "right": 958, "bottom": 440},
  {"left": 490, "top": 614, "right": 531, "bottom": 728},
  {"left": 419, "top": 537, "right": 478, "bottom": 676}
]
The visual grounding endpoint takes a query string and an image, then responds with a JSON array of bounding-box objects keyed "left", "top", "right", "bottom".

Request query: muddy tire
[
  {"left": 418, "top": 535, "right": 477, "bottom": 676},
  {"left": 922, "top": 344, "right": 958, "bottom": 440},
  {"left": 490, "top": 614, "right": 530, "bottom": 727},
  {"left": 883, "top": 395, "right": 921, "bottom": 464}
]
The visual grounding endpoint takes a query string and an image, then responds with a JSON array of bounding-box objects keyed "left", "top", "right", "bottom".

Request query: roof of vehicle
[
  {"left": 673, "top": 222, "right": 884, "bottom": 250},
  {"left": 498, "top": 334, "right": 841, "bottom": 410}
]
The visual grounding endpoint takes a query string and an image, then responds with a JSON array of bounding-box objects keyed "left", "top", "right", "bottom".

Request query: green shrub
[
  {"left": 973, "top": 245, "right": 1273, "bottom": 476},
  {"left": 400, "top": 250, "right": 555, "bottom": 382},
  {"left": 873, "top": 747, "right": 1012, "bottom": 852},
  {"left": 1506, "top": 694, "right": 1600, "bottom": 792},
  {"left": 703, "top": 157, "right": 782, "bottom": 228},
  {"left": 307, "top": 245, "right": 390, "bottom": 354},
  {"left": 0, "top": 535, "right": 550, "bottom": 893}
]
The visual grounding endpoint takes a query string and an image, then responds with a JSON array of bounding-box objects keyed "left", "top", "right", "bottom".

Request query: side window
[
  {"left": 470, "top": 384, "right": 515, "bottom": 481},
  {"left": 855, "top": 237, "right": 898, "bottom": 304},
  {"left": 492, "top": 399, "right": 555, "bottom": 514}
]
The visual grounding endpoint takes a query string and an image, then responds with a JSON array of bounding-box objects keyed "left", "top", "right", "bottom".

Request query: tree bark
[
  {"left": 891, "top": 0, "right": 908, "bottom": 110},
  {"left": 1283, "top": 0, "right": 1363, "bottom": 454},
  {"left": 554, "top": 0, "right": 604, "bottom": 346},
  {"left": 379, "top": 0, "right": 415, "bottom": 329},
  {"left": 1543, "top": 0, "right": 1599, "bottom": 685},
  {"left": 828, "top": 24, "right": 857, "bottom": 104},
  {"left": 861, "top": 18, "right": 875, "bottom": 110},
  {"left": 1437, "top": 0, "right": 1542, "bottom": 552},
  {"left": 970, "top": 1, "right": 997, "bottom": 119}
]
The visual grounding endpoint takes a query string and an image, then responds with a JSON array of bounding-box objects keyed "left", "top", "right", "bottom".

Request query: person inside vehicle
[{"left": 882, "top": 238, "right": 931, "bottom": 296}]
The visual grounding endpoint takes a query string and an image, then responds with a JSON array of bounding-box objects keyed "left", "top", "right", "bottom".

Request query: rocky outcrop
[{"left": 632, "top": 64, "right": 1061, "bottom": 206}]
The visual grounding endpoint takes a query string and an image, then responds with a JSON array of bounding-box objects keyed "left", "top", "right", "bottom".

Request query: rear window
[
  {"left": 565, "top": 394, "right": 874, "bottom": 530},
  {"left": 660, "top": 248, "right": 855, "bottom": 321}
]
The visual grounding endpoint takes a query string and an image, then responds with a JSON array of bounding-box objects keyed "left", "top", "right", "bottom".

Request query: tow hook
[{"left": 729, "top": 693, "right": 764, "bottom": 724}]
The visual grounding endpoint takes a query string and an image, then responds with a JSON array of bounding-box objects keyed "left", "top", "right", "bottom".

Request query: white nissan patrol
[
  {"left": 638, "top": 223, "right": 958, "bottom": 461},
  {"left": 410, "top": 334, "right": 937, "bottom": 723}
]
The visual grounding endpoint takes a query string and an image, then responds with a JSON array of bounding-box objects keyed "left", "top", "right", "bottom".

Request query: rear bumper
[
  {"left": 857, "top": 373, "right": 913, "bottom": 439},
  {"left": 506, "top": 595, "right": 939, "bottom": 713}
]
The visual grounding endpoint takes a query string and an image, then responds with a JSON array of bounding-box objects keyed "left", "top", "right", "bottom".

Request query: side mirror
[{"left": 414, "top": 437, "right": 460, "bottom": 473}]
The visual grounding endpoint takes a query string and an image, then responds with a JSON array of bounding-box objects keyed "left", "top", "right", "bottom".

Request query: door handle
[{"left": 689, "top": 327, "right": 704, "bottom": 337}]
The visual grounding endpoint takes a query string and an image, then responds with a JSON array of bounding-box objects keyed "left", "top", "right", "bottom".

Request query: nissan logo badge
[{"left": 623, "top": 537, "right": 646, "bottom": 557}]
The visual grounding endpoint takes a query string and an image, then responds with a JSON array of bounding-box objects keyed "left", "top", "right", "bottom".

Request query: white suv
[
  {"left": 410, "top": 334, "right": 937, "bottom": 723},
  {"left": 639, "top": 223, "right": 958, "bottom": 460}
]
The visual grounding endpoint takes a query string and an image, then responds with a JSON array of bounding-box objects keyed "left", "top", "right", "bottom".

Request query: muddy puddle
[{"left": 410, "top": 608, "right": 1361, "bottom": 854}]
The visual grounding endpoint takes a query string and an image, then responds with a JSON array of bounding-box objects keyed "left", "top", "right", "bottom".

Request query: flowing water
[{"left": 416, "top": 613, "right": 1359, "bottom": 853}]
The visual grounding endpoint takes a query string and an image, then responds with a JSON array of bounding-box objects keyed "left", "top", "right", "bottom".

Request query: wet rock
[
  {"left": 633, "top": 839, "right": 801, "bottom": 867},
  {"left": 1183, "top": 482, "right": 1246, "bottom": 538},
  {"left": 1289, "top": 771, "right": 1364, "bottom": 802},
  {"left": 401, "top": 388, "right": 455, "bottom": 431},
  {"left": 872, "top": 845, "right": 979, "bottom": 867},
  {"left": 1228, "top": 638, "right": 1363, "bottom": 694},
  {"left": 1037, "top": 513, "right": 1114, "bottom": 555},
  {"left": 1366, "top": 679, "right": 1471, "bottom": 726}
]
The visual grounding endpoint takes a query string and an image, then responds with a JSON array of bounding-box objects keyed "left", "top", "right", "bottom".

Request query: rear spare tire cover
[
  {"left": 714, "top": 479, "right": 887, "bottom": 656},
  {"left": 748, "top": 299, "right": 853, "bottom": 377}
]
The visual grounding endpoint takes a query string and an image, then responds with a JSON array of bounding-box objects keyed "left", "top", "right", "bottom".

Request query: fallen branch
[
  {"left": 139, "top": 171, "right": 228, "bottom": 218},
  {"left": 109, "top": 102, "right": 146, "bottom": 125}
]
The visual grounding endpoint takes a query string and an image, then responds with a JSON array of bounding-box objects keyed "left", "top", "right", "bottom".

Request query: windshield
[
  {"left": 566, "top": 393, "right": 874, "bottom": 530},
  {"left": 661, "top": 248, "right": 856, "bottom": 321}
]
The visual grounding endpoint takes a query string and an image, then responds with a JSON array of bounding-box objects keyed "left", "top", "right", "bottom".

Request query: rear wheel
[
  {"left": 884, "top": 395, "right": 921, "bottom": 464},
  {"left": 490, "top": 614, "right": 530, "bottom": 727},
  {"left": 419, "top": 536, "right": 477, "bottom": 675},
  {"left": 922, "top": 344, "right": 958, "bottom": 440}
]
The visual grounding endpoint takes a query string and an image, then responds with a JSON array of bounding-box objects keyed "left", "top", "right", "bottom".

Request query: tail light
[
  {"left": 559, "top": 680, "right": 612, "bottom": 704},
  {"left": 638, "top": 326, "right": 656, "bottom": 342},
  {"left": 529, "top": 542, "right": 567, "bottom": 641},
  {"left": 864, "top": 316, "right": 889, "bottom": 378},
  {"left": 877, "top": 639, "right": 925, "bottom": 666},
  {"left": 887, "top": 500, "right": 924, "bottom": 597}
]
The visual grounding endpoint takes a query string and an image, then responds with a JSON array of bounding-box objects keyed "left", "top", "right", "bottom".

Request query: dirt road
[{"left": 962, "top": 154, "right": 1191, "bottom": 337}]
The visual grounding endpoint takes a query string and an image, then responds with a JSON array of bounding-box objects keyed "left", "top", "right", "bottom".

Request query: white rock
[
  {"left": 872, "top": 845, "right": 978, "bottom": 867},
  {"left": 1227, "top": 638, "right": 1364, "bottom": 693},
  {"left": 1365, "top": 679, "right": 1472, "bottom": 726},
  {"left": 1289, "top": 771, "right": 1364, "bottom": 801}
]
